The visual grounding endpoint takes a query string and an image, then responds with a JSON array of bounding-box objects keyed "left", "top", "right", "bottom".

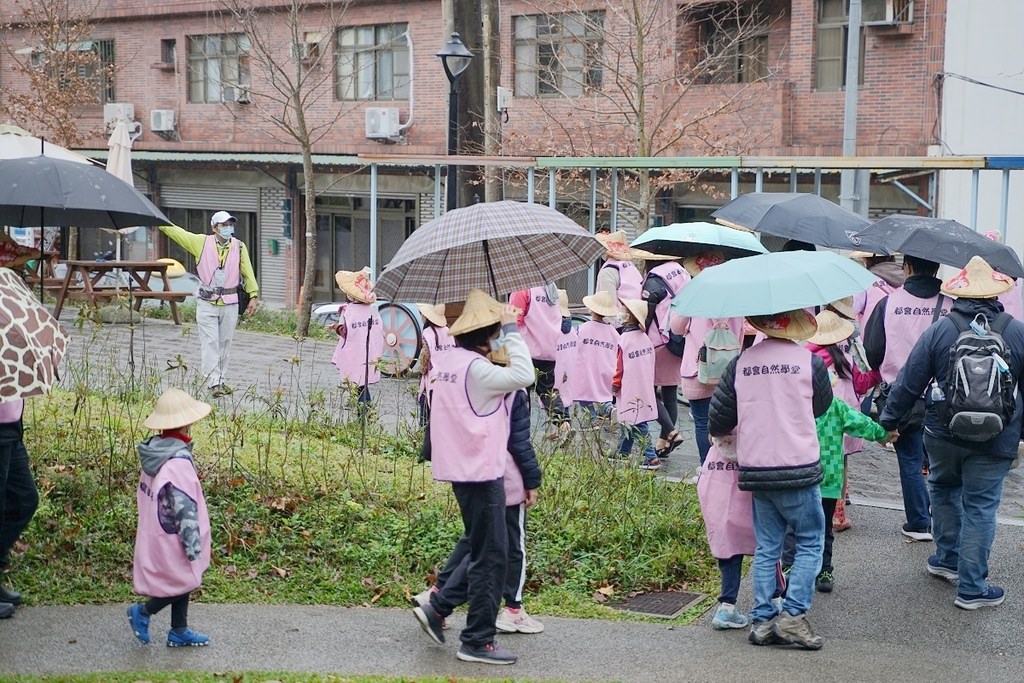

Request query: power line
[{"left": 937, "top": 71, "right": 1024, "bottom": 98}]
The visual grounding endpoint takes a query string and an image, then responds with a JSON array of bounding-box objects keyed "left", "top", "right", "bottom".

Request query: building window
[
  {"left": 161, "top": 39, "right": 176, "bottom": 65},
  {"left": 695, "top": 5, "right": 769, "bottom": 84},
  {"left": 31, "top": 39, "right": 115, "bottom": 104},
  {"left": 336, "top": 23, "right": 409, "bottom": 101},
  {"left": 514, "top": 12, "right": 604, "bottom": 97},
  {"left": 815, "top": 0, "right": 866, "bottom": 91},
  {"left": 187, "top": 34, "right": 251, "bottom": 103}
]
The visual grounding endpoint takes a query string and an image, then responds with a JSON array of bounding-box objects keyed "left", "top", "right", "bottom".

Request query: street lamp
[{"left": 437, "top": 32, "right": 473, "bottom": 212}]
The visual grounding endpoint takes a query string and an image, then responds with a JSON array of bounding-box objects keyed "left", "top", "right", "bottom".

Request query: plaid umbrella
[
  {"left": 0, "top": 267, "right": 70, "bottom": 401},
  {"left": 375, "top": 201, "right": 605, "bottom": 304}
]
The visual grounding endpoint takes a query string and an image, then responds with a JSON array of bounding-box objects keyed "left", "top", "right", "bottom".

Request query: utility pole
[
  {"left": 840, "top": 0, "right": 869, "bottom": 216},
  {"left": 453, "top": 0, "right": 484, "bottom": 208},
  {"left": 481, "top": 0, "right": 501, "bottom": 202}
]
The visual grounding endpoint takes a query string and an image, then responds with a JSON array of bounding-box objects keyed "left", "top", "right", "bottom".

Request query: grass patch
[{"left": 142, "top": 300, "right": 332, "bottom": 340}]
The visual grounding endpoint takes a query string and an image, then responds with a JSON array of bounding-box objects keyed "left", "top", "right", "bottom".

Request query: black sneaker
[
  {"left": 0, "top": 602, "right": 13, "bottom": 619},
  {"left": 456, "top": 641, "right": 517, "bottom": 665},
  {"left": 901, "top": 523, "right": 933, "bottom": 542},
  {"left": 815, "top": 570, "right": 834, "bottom": 593},
  {"left": 412, "top": 605, "right": 445, "bottom": 644}
]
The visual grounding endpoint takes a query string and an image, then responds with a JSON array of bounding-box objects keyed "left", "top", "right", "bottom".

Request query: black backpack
[{"left": 942, "top": 311, "right": 1015, "bottom": 442}]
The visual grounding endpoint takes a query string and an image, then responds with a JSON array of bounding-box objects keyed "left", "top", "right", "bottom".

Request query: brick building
[{"left": 0, "top": 0, "right": 943, "bottom": 307}]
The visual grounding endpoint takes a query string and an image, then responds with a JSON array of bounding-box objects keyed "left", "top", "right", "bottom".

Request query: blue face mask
[
  {"left": 218, "top": 225, "right": 235, "bottom": 239},
  {"left": 489, "top": 332, "right": 506, "bottom": 352}
]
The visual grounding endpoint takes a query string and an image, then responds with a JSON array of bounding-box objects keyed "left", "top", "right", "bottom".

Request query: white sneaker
[{"left": 495, "top": 606, "right": 545, "bottom": 634}]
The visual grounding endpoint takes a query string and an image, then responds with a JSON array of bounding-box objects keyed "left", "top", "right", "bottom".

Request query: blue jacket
[{"left": 879, "top": 297, "right": 1024, "bottom": 458}]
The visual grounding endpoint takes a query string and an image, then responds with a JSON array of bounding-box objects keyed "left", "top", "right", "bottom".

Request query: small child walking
[
  {"left": 572, "top": 291, "right": 620, "bottom": 423},
  {"left": 127, "top": 388, "right": 213, "bottom": 647},
  {"left": 416, "top": 303, "right": 454, "bottom": 425},
  {"left": 552, "top": 289, "right": 578, "bottom": 421},
  {"left": 330, "top": 269, "right": 384, "bottom": 406},
  {"left": 612, "top": 298, "right": 660, "bottom": 470}
]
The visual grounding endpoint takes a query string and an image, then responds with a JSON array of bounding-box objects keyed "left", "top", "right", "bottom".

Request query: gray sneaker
[
  {"left": 748, "top": 616, "right": 783, "bottom": 646},
  {"left": 412, "top": 605, "right": 445, "bottom": 645},
  {"left": 456, "top": 641, "right": 517, "bottom": 665},
  {"left": 772, "top": 611, "right": 824, "bottom": 650}
]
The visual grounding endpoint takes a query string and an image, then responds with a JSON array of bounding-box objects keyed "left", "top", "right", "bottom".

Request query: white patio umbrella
[
  {"left": 102, "top": 119, "right": 141, "bottom": 261},
  {"left": 0, "top": 124, "right": 92, "bottom": 164}
]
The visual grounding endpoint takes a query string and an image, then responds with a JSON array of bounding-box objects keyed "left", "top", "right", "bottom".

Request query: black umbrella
[
  {"left": 0, "top": 154, "right": 169, "bottom": 228},
  {"left": 711, "top": 192, "right": 886, "bottom": 252},
  {"left": 853, "top": 215, "right": 1024, "bottom": 279}
]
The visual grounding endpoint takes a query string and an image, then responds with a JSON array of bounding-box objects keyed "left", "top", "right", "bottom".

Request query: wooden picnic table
[{"left": 53, "top": 259, "right": 189, "bottom": 324}]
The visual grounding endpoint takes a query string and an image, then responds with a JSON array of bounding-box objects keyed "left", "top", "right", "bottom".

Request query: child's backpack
[
  {"left": 943, "top": 311, "right": 1016, "bottom": 442},
  {"left": 698, "top": 321, "right": 742, "bottom": 385}
]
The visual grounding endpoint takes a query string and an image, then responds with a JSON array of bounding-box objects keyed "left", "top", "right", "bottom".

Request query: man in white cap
[{"left": 157, "top": 212, "right": 259, "bottom": 396}]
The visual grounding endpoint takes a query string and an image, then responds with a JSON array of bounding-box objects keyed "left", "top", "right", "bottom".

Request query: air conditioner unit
[
  {"left": 150, "top": 109, "right": 177, "bottom": 132},
  {"left": 294, "top": 42, "right": 319, "bottom": 64},
  {"left": 103, "top": 102, "right": 135, "bottom": 128},
  {"left": 365, "top": 107, "right": 401, "bottom": 139},
  {"left": 221, "top": 86, "right": 251, "bottom": 104},
  {"left": 863, "top": 0, "right": 913, "bottom": 25}
]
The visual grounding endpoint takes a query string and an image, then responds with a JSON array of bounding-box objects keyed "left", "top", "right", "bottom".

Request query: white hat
[
  {"left": 144, "top": 388, "right": 212, "bottom": 430},
  {"left": 417, "top": 303, "right": 447, "bottom": 328},
  {"left": 210, "top": 211, "right": 237, "bottom": 226}
]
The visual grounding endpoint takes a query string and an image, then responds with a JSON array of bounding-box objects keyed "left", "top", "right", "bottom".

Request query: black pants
[
  {"left": 435, "top": 479, "right": 507, "bottom": 647},
  {"left": 655, "top": 385, "right": 679, "bottom": 441},
  {"left": 529, "top": 359, "right": 566, "bottom": 421},
  {"left": 0, "top": 435, "right": 39, "bottom": 570},
  {"left": 143, "top": 592, "right": 191, "bottom": 629},
  {"left": 782, "top": 496, "right": 837, "bottom": 574}
]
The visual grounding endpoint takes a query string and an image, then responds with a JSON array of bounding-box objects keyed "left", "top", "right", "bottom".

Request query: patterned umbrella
[
  {"left": 375, "top": 201, "right": 605, "bottom": 304},
  {"left": 0, "top": 267, "right": 70, "bottom": 401}
]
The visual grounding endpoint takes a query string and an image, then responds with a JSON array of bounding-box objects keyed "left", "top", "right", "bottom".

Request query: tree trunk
[{"left": 295, "top": 105, "right": 316, "bottom": 337}]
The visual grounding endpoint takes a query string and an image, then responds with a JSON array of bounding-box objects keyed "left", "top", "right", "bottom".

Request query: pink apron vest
[
  {"left": 998, "top": 280, "right": 1024, "bottom": 320},
  {"left": 880, "top": 288, "right": 948, "bottom": 384},
  {"left": 502, "top": 391, "right": 527, "bottom": 505},
  {"left": 616, "top": 329, "right": 658, "bottom": 425},
  {"left": 554, "top": 327, "right": 578, "bottom": 408},
  {"left": 332, "top": 302, "right": 384, "bottom": 386},
  {"left": 429, "top": 348, "right": 511, "bottom": 482},
  {"left": 697, "top": 443, "right": 756, "bottom": 559},
  {"left": 0, "top": 400, "right": 24, "bottom": 423},
  {"left": 734, "top": 339, "right": 819, "bottom": 470},
  {"left": 600, "top": 260, "right": 643, "bottom": 301},
  {"left": 133, "top": 454, "right": 211, "bottom": 598},
  {"left": 419, "top": 325, "right": 455, "bottom": 396},
  {"left": 518, "top": 287, "right": 561, "bottom": 361},
  {"left": 857, "top": 278, "right": 892, "bottom": 330},
  {"left": 196, "top": 235, "right": 241, "bottom": 304},
  {"left": 573, "top": 320, "right": 619, "bottom": 402},
  {"left": 644, "top": 262, "right": 688, "bottom": 347}
]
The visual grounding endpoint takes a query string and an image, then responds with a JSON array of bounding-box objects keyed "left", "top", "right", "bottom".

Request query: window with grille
[
  {"left": 30, "top": 39, "right": 115, "bottom": 104},
  {"left": 815, "top": 0, "right": 866, "bottom": 91},
  {"left": 694, "top": 5, "right": 769, "bottom": 84},
  {"left": 336, "top": 23, "right": 410, "bottom": 101},
  {"left": 513, "top": 12, "right": 604, "bottom": 97},
  {"left": 187, "top": 34, "right": 251, "bottom": 103}
]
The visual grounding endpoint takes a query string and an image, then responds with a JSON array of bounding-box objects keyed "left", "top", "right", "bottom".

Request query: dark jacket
[
  {"left": 864, "top": 274, "right": 943, "bottom": 371},
  {"left": 878, "top": 297, "right": 1024, "bottom": 458},
  {"left": 641, "top": 271, "right": 671, "bottom": 332},
  {"left": 508, "top": 389, "right": 542, "bottom": 491},
  {"left": 709, "top": 346, "right": 833, "bottom": 490}
]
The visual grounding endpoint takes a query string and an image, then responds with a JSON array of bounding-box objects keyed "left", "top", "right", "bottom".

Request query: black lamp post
[{"left": 437, "top": 32, "right": 473, "bottom": 212}]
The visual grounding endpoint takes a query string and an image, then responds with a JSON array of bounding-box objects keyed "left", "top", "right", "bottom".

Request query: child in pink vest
[
  {"left": 612, "top": 298, "right": 660, "bottom": 470},
  {"left": 127, "top": 388, "right": 213, "bottom": 648},
  {"left": 330, "top": 269, "right": 384, "bottom": 407},
  {"left": 573, "top": 291, "right": 620, "bottom": 423},
  {"left": 416, "top": 303, "right": 454, "bottom": 425},
  {"left": 553, "top": 289, "right": 578, "bottom": 415}
]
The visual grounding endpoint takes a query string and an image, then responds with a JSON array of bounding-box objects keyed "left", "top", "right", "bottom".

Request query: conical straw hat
[
  {"left": 417, "top": 303, "right": 447, "bottom": 328},
  {"left": 619, "top": 298, "right": 648, "bottom": 326},
  {"left": 335, "top": 269, "right": 377, "bottom": 304},
  {"left": 941, "top": 256, "right": 1014, "bottom": 299},
  {"left": 806, "top": 310, "right": 856, "bottom": 347},
  {"left": 450, "top": 289, "right": 504, "bottom": 336},
  {"left": 582, "top": 290, "right": 619, "bottom": 318},
  {"left": 143, "top": 388, "right": 212, "bottom": 430},
  {"left": 747, "top": 309, "right": 818, "bottom": 341},
  {"left": 596, "top": 230, "right": 633, "bottom": 260},
  {"left": 828, "top": 297, "right": 855, "bottom": 321}
]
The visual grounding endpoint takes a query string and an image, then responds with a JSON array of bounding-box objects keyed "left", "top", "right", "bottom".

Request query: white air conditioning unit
[
  {"left": 365, "top": 107, "right": 401, "bottom": 139},
  {"left": 103, "top": 102, "right": 135, "bottom": 128},
  {"left": 863, "top": 0, "right": 913, "bottom": 25},
  {"left": 150, "top": 109, "right": 177, "bottom": 132},
  {"left": 221, "top": 86, "right": 251, "bottom": 104}
]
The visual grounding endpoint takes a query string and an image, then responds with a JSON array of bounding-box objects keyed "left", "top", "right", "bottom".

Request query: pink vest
[
  {"left": 0, "top": 400, "right": 24, "bottom": 423},
  {"left": 502, "top": 391, "right": 527, "bottom": 506},
  {"left": 600, "top": 260, "right": 643, "bottom": 300},
  {"left": 644, "top": 262, "right": 688, "bottom": 347},
  {"left": 518, "top": 287, "right": 561, "bottom": 361},
  {"left": 133, "top": 454, "right": 211, "bottom": 598},
  {"left": 880, "top": 288, "right": 949, "bottom": 384},
  {"left": 998, "top": 280, "right": 1024, "bottom": 320},
  {"left": 419, "top": 325, "right": 455, "bottom": 395},
  {"left": 196, "top": 235, "right": 241, "bottom": 304},
  {"left": 734, "top": 339, "right": 819, "bottom": 470},
  {"left": 616, "top": 329, "right": 658, "bottom": 425},
  {"left": 697, "top": 443, "right": 756, "bottom": 559},
  {"left": 681, "top": 316, "right": 745, "bottom": 379},
  {"left": 429, "top": 347, "right": 511, "bottom": 482},
  {"left": 554, "top": 327, "right": 578, "bottom": 408},
  {"left": 573, "top": 320, "right": 619, "bottom": 402},
  {"left": 811, "top": 341, "right": 863, "bottom": 455},
  {"left": 332, "top": 302, "right": 384, "bottom": 385},
  {"left": 857, "top": 278, "right": 892, "bottom": 330}
]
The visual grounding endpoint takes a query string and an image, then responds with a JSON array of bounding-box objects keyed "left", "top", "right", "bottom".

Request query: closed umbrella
[
  {"left": 711, "top": 192, "right": 884, "bottom": 252},
  {"left": 630, "top": 221, "right": 768, "bottom": 259},
  {"left": 852, "top": 215, "right": 1024, "bottom": 279},
  {"left": 671, "top": 250, "right": 876, "bottom": 318},
  {"left": 102, "top": 119, "right": 142, "bottom": 261},
  {"left": 375, "top": 200, "right": 605, "bottom": 304},
  {"left": 0, "top": 267, "right": 70, "bottom": 401}
]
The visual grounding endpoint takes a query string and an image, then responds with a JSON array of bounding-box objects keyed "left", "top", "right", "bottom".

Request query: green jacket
[
  {"left": 158, "top": 224, "right": 259, "bottom": 299},
  {"left": 815, "top": 397, "right": 886, "bottom": 499}
]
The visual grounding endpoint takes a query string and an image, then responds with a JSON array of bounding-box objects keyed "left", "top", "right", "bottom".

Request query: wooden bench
[{"left": 131, "top": 291, "right": 191, "bottom": 325}]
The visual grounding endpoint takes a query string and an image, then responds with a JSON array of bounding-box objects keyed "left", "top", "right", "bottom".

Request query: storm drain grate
[{"left": 609, "top": 590, "right": 707, "bottom": 619}]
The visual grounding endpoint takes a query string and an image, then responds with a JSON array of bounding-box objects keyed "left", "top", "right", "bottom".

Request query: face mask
[
  {"left": 615, "top": 313, "right": 626, "bottom": 326},
  {"left": 218, "top": 225, "right": 235, "bottom": 239},
  {"left": 489, "top": 333, "right": 506, "bottom": 352}
]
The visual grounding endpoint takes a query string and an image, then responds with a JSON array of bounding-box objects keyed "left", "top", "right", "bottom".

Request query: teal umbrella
[
  {"left": 630, "top": 221, "right": 768, "bottom": 259},
  {"left": 671, "top": 250, "right": 876, "bottom": 318}
]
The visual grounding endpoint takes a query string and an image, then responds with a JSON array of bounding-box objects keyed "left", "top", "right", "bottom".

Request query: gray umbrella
[
  {"left": 0, "top": 154, "right": 169, "bottom": 228},
  {"left": 375, "top": 200, "right": 605, "bottom": 304}
]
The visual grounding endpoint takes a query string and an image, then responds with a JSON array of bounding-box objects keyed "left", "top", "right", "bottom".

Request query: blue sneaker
[
  {"left": 126, "top": 604, "right": 150, "bottom": 645},
  {"left": 166, "top": 627, "right": 210, "bottom": 647},
  {"left": 711, "top": 603, "right": 749, "bottom": 630},
  {"left": 954, "top": 586, "right": 1005, "bottom": 610},
  {"left": 926, "top": 555, "right": 958, "bottom": 582}
]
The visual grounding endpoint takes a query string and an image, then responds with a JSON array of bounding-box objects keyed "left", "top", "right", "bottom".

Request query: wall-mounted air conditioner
[
  {"left": 863, "top": 0, "right": 913, "bottom": 25},
  {"left": 365, "top": 107, "right": 401, "bottom": 139},
  {"left": 103, "top": 102, "right": 135, "bottom": 128},
  {"left": 150, "top": 109, "right": 177, "bottom": 132}
]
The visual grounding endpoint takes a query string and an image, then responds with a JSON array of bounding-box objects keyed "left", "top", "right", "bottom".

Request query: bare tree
[
  {"left": 0, "top": 0, "right": 112, "bottom": 256},
  {"left": 219, "top": 0, "right": 352, "bottom": 337},
  {"left": 503, "top": 0, "right": 783, "bottom": 230}
]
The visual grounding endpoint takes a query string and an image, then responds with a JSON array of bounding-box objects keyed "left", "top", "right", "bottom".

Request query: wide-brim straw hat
[
  {"left": 144, "top": 388, "right": 212, "bottom": 430},
  {"left": 849, "top": 250, "right": 884, "bottom": 260},
  {"left": 807, "top": 310, "right": 856, "bottom": 347},
  {"left": 335, "top": 269, "right": 377, "bottom": 304},
  {"left": 450, "top": 289, "right": 504, "bottom": 336},
  {"left": 417, "top": 303, "right": 446, "bottom": 328},
  {"left": 682, "top": 251, "right": 726, "bottom": 277},
  {"left": 582, "top": 290, "right": 619, "bottom": 318},
  {"left": 747, "top": 309, "right": 818, "bottom": 341},
  {"left": 829, "top": 296, "right": 855, "bottom": 321},
  {"left": 596, "top": 230, "right": 633, "bottom": 260},
  {"left": 557, "top": 289, "right": 570, "bottom": 317},
  {"left": 619, "top": 297, "right": 648, "bottom": 325},
  {"left": 941, "top": 255, "right": 1014, "bottom": 299},
  {"left": 632, "top": 248, "right": 678, "bottom": 262}
]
